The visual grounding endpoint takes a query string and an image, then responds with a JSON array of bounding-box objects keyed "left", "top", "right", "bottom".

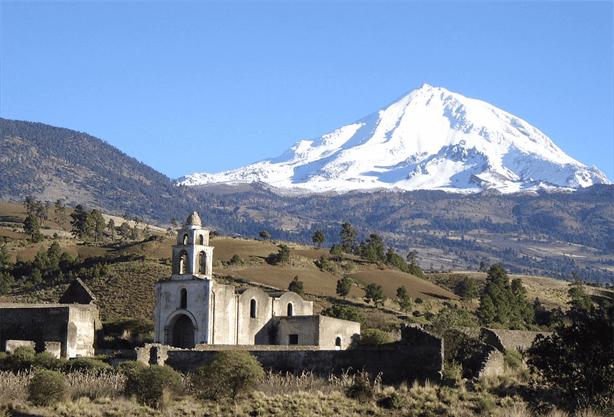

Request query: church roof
[{"left": 185, "top": 212, "right": 202, "bottom": 227}]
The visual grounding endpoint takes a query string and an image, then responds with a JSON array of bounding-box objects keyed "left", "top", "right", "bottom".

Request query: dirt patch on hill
[
  {"left": 216, "top": 264, "right": 364, "bottom": 299},
  {"left": 348, "top": 264, "right": 459, "bottom": 301},
  {"left": 211, "top": 237, "right": 279, "bottom": 262}
]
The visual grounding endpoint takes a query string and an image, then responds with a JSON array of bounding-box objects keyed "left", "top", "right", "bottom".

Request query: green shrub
[
  {"left": 442, "top": 362, "right": 462, "bottom": 381},
  {"left": 100, "top": 317, "right": 154, "bottom": 349},
  {"left": 119, "top": 360, "right": 151, "bottom": 398},
  {"left": 478, "top": 393, "right": 496, "bottom": 412},
  {"left": 192, "top": 350, "right": 264, "bottom": 401},
  {"left": 322, "top": 303, "right": 367, "bottom": 325},
  {"left": 360, "top": 329, "right": 393, "bottom": 346},
  {"left": 503, "top": 349, "right": 523, "bottom": 371},
  {"left": 4, "top": 346, "right": 36, "bottom": 369},
  {"left": 129, "top": 365, "right": 182, "bottom": 409},
  {"left": 345, "top": 373, "right": 374, "bottom": 403},
  {"left": 12, "top": 346, "right": 36, "bottom": 363},
  {"left": 27, "top": 369, "right": 69, "bottom": 406},
  {"left": 230, "top": 254, "right": 243, "bottom": 265},
  {"left": 65, "top": 357, "right": 111, "bottom": 373},
  {"left": 379, "top": 392, "right": 405, "bottom": 409},
  {"left": 33, "top": 352, "right": 66, "bottom": 370}
]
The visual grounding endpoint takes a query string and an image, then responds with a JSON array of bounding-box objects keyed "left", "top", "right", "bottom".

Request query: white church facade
[{"left": 153, "top": 212, "right": 360, "bottom": 350}]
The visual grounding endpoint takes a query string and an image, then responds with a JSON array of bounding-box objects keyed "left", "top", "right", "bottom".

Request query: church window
[
  {"left": 289, "top": 334, "right": 298, "bottom": 345},
  {"left": 180, "top": 288, "right": 187, "bottom": 309},
  {"left": 198, "top": 251, "right": 205, "bottom": 273},
  {"left": 250, "top": 299, "right": 257, "bottom": 318},
  {"left": 335, "top": 336, "right": 342, "bottom": 350},
  {"left": 199, "top": 234, "right": 204, "bottom": 245},
  {"left": 182, "top": 234, "right": 188, "bottom": 245},
  {"left": 179, "top": 251, "right": 189, "bottom": 274},
  {"left": 287, "top": 303, "right": 294, "bottom": 317}
]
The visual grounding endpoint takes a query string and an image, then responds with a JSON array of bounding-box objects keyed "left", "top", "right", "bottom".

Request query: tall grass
[
  {"left": 1, "top": 366, "right": 611, "bottom": 417},
  {"left": 66, "top": 369, "right": 125, "bottom": 400}
]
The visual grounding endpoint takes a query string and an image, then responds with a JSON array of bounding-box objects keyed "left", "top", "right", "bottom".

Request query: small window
[
  {"left": 180, "top": 288, "right": 187, "bottom": 309},
  {"left": 250, "top": 299, "right": 257, "bottom": 318},
  {"left": 179, "top": 251, "right": 188, "bottom": 274},
  {"left": 199, "top": 234, "right": 204, "bottom": 245},
  {"left": 182, "top": 234, "right": 188, "bottom": 245},
  {"left": 198, "top": 251, "right": 205, "bottom": 273},
  {"left": 335, "top": 336, "right": 342, "bottom": 350},
  {"left": 289, "top": 334, "right": 298, "bottom": 345},
  {"left": 287, "top": 303, "right": 294, "bottom": 317}
]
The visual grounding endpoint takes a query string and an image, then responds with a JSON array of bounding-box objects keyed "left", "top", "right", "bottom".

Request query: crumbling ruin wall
[
  {"left": 481, "top": 328, "right": 551, "bottom": 353},
  {"left": 474, "top": 345, "right": 505, "bottom": 378}
]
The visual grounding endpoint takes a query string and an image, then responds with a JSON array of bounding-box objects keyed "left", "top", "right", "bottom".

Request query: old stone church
[{"left": 153, "top": 212, "right": 360, "bottom": 350}]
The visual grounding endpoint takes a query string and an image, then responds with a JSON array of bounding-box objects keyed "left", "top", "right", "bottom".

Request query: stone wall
[
  {"left": 0, "top": 303, "right": 99, "bottom": 359},
  {"left": 138, "top": 333, "right": 444, "bottom": 384},
  {"left": 474, "top": 345, "right": 504, "bottom": 378},
  {"left": 481, "top": 328, "right": 551, "bottom": 353},
  {"left": 6, "top": 340, "right": 35, "bottom": 353}
]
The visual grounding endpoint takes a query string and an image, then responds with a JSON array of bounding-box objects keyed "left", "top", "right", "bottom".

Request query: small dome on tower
[{"left": 185, "top": 212, "right": 202, "bottom": 227}]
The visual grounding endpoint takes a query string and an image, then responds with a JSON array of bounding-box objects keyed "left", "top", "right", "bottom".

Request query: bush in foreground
[
  {"left": 27, "top": 369, "right": 69, "bottom": 406},
  {"left": 192, "top": 350, "right": 264, "bottom": 402},
  {"left": 528, "top": 305, "right": 613, "bottom": 414},
  {"left": 124, "top": 364, "right": 182, "bottom": 409}
]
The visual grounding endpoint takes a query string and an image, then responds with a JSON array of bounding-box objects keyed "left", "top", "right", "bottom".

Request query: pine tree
[
  {"left": 478, "top": 292, "right": 496, "bottom": 325},
  {"left": 336, "top": 276, "right": 352, "bottom": 298},
  {"left": 329, "top": 244, "right": 344, "bottom": 260},
  {"left": 47, "top": 241, "right": 62, "bottom": 270},
  {"left": 277, "top": 244, "right": 290, "bottom": 265},
  {"left": 0, "top": 244, "right": 11, "bottom": 266},
  {"left": 568, "top": 281, "right": 592, "bottom": 311},
  {"left": 477, "top": 264, "right": 533, "bottom": 328},
  {"left": 318, "top": 254, "right": 330, "bottom": 271},
  {"left": 396, "top": 286, "right": 412, "bottom": 312},
  {"left": 288, "top": 276, "right": 304, "bottom": 295},
  {"left": 339, "top": 223, "right": 357, "bottom": 253},
  {"left": 312, "top": 230, "right": 325, "bottom": 248},
  {"left": 364, "top": 283, "right": 387, "bottom": 307},
  {"left": 23, "top": 213, "right": 40, "bottom": 241},
  {"left": 70, "top": 205, "right": 88, "bottom": 239}
]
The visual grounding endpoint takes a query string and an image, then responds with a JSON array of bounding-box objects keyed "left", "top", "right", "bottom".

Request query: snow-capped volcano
[{"left": 178, "top": 84, "right": 611, "bottom": 193}]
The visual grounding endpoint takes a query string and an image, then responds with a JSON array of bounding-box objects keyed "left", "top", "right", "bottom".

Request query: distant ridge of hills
[
  {"left": 1, "top": 117, "right": 613, "bottom": 284},
  {"left": 0, "top": 117, "right": 195, "bottom": 224}
]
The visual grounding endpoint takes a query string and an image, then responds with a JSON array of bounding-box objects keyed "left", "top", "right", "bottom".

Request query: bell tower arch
[{"left": 171, "top": 212, "right": 214, "bottom": 278}]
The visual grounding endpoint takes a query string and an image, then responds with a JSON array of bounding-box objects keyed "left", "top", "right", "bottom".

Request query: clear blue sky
[{"left": 1, "top": 1, "right": 612, "bottom": 181}]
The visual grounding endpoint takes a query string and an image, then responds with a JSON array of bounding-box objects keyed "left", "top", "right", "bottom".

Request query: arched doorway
[{"left": 171, "top": 314, "right": 195, "bottom": 348}]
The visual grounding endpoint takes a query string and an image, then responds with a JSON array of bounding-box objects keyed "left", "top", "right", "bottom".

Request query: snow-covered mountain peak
[{"left": 178, "top": 85, "right": 611, "bottom": 193}]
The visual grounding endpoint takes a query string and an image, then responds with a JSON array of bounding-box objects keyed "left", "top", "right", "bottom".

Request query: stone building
[
  {"left": 153, "top": 212, "right": 360, "bottom": 350},
  {"left": 0, "top": 278, "right": 101, "bottom": 359}
]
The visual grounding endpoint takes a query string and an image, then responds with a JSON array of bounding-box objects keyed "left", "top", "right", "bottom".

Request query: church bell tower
[
  {"left": 153, "top": 212, "right": 215, "bottom": 348},
  {"left": 171, "top": 212, "right": 213, "bottom": 279}
]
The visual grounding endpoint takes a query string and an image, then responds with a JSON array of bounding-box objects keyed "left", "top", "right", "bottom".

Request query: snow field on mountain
[{"left": 178, "top": 84, "right": 611, "bottom": 193}]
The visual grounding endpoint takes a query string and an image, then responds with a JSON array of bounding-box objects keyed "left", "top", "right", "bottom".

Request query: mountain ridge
[{"left": 179, "top": 84, "right": 610, "bottom": 193}]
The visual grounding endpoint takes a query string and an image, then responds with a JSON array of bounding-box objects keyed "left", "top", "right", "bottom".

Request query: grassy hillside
[{"left": 2, "top": 202, "right": 612, "bottom": 328}]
